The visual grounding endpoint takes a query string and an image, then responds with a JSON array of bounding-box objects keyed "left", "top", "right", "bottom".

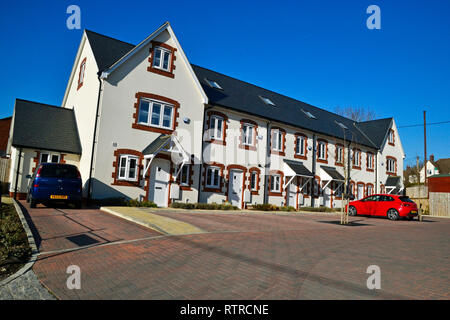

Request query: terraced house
[{"left": 6, "top": 22, "right": 405, "bottom": 209}]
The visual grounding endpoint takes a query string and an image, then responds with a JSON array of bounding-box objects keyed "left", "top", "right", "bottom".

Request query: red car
[{"left": 347, "top": 194, "right": 418, "bottom": 220}]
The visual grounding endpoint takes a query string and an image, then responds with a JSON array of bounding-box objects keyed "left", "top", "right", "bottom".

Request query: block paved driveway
[{"left": 20, "top": 201, "right": 450, "bottom": 300}]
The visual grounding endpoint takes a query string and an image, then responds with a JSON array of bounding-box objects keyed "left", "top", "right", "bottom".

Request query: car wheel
[
  {"left": 30, "top": 198, "right": 37, "bottom": 208},
  {"left": 349, "top": 206, "right": 357, "bottom": 216},
  {"left": 387, "top": 208, "right": 399, "bottom": 221}
]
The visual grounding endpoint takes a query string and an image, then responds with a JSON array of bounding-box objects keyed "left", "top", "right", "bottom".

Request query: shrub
[
  {"left": 251, "top": 203, "right": 280, "bottom": 211},
  {"left": 298, "top": 206, "right": 340, "bottom": 212},
  {"left": 280, "top": 206, "right": 296, "bottom": 212},
  {"left": 126, "top": 199, "right": 157, "bottom": 208},
  {"left": 170, "top": 202, "right": 238, "bottom": 210}
]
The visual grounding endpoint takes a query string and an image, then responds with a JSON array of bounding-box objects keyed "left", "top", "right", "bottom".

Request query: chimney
[{"left": 430, "top": 154, "right": 434, "bottom": 162}]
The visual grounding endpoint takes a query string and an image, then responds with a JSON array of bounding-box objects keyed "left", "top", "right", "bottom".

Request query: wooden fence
[
  {"left": 429, "top": 193, "right": 450, "bottom": 217},
  {"left": 0, "top": 158, "right": 10, "bottom": 183}
]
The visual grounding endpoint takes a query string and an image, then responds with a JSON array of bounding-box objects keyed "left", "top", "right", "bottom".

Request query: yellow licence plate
[{"left": 50, "top": 195, "right": 68, "bottom": 200}]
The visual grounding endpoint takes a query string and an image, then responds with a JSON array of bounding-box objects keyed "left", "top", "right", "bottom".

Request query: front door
[
  {"left": 357, "top": 184, "right": 364, "bottom": 200},
  {"left": 287, "top": 179, "right": 297, "bottom": 208},
  {"left": 148, "top": 158, "right": 170, "bottom": 207},
  {"left": 228, "top": 170, "right": 243, "bottom": 208},
  {"left": 323, "top": 183, "right": 331, "bottom": 207}
]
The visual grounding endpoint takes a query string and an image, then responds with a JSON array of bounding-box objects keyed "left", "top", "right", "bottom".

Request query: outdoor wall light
[{"left": 183, "top": 117, "right": 190, "bottom": 124}]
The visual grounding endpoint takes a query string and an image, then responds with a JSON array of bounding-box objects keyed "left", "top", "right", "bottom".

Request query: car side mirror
[{"left": 26, "top": 174, "right": 32, "bottom": 179}]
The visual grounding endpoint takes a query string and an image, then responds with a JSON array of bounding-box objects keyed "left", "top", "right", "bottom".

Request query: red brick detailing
[
  {"left": 238, "top": 119, "right": 258, "bottom": 151},
  {"left": 147, "top": 41, "right": 177, "bottom": 78},
  {"left": 316, "top": 139, "right": 328, "bottom": 164},
  {"left": 270, "top": 127, "right": 286, "bottom": 156},
  {"left": 132, "top": 92, "right": 180, "bottom": 134},
  {"left": 386, "top": 156, "right": 397, "bottom": 176},
  {"left": 268, "top": 170, "right": 284, "bottom": 197},
  {"left": 60, "top": 154, "right": 66, "bottom": 164},
  {"left": 9, "top": 192, "right": 27, "bottom": 200},
  {"left": 294, "top": 133, "right": 307, "bottom": 160},
  {"left": 352, "top": 148, "right": 362, "bottom": 170},
  {"left": 366, "top": 152, "right": 374, "bottom": 172},
  {"left": 77, "top": 57, "right": 86, "bottom": 90},
  {"left": 225, "top": 165, "right": 247, "bottom": 208},
  {"left": 112, "top": 149, "right": 143, "bottom": 187},
  {"left": 388, "top": 129, "right": 395, "bottom": 146},
  {"left": 335, "top": 143, "right": 344, "bottom": 167},
  {"left": 206, "top": 111, "right": 228, "bottom": 146},
  {"left": 248, "top": 167, "right": 261, "bottom": 196},
  {"left": 202, "top": 162, "right": 225, "bottom": 193}
]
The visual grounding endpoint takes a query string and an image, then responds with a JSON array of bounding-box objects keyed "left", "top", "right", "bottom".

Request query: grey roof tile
[{"left": 11, "top": 99, "right": 81, "bottom": 154}]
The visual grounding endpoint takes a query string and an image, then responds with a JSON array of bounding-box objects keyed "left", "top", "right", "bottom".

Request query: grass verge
[{"left": 0, "top": 202, "right": 31, "bottom": 281}]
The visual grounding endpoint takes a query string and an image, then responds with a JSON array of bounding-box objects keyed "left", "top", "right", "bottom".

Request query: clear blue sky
[{"left": 1, "top": 0, "right": 449, "bottom": 167}]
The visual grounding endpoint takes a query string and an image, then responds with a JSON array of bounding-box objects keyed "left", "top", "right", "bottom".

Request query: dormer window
[
  {"left": 301, "top": 109, "right": 316, "bottom": 119},
  {"left": 260, "top": 96, "right": 276, "bottom": 106},
  {"left": 153, "top": 46, "right": 172, "bottom": 72},
  {"left": 205, "top": 78, "right": 223, "bottom": 90}
]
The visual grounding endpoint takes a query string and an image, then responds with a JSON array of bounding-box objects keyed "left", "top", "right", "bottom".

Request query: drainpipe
[
  {"left": 86, "top": 75, "right": 103, "bottom": 204},
  {"left": 375, "top": 152, "right": 378, "bottom": 193},
  {"left": 346, "top": 141, "right": 352, "bottom": 197},
  {"left": 311, "top": 134, "right": 317, "bottom": 207},
  {"left": 197, "top": 104, "right": 213, "bottom": 203},
  {"left": 263, "top": 121, "right": 272, "bottom": 204},
  {"left": 14, "top": 147, "right": 22, "bottom": 200}
]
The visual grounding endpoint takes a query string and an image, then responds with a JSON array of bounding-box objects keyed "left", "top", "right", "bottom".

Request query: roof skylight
[
  {"left": 335, "top": 121, "right": 348, "bottom": 130},
  {"left": 259, "top": 96, "right": 276, "bottom": 106},
  {"left": 205, "top": 78, "right": 223, "bottom": 90},
  {"left": 301, "top": 109, "right": 316, "bottom": 119}
]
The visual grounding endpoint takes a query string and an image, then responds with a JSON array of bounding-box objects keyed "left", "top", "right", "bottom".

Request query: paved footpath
[
  {"left": 17, "top": 202, "right": 450, "bottom": 299},
  {"left": 0, "top": 270, "right": 55, "bottom": 300}
]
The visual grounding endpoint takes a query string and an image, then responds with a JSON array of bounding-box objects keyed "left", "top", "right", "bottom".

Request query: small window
[
  {"left": 388, "top": 130, "right": 395, "bottom": 145},
  {"left": 301, "top": 109, "right": 316, "bottom": 119},
  {"left": 259, "top": 96, "right": 276, "bottom": 106},
  {"left": 336, "top": 145, "right": 344, "bottom": 164},
  {"left": 387, "top": 158, "right": 396, "bottom": 173},
  {"left": 153, "top": 46, "right": 172, "bottom": 72},
  {"left": 178, "top": 164, "right": 190, "bottom": 186},
  {"left": 250, "top": 172, "right": 258, "bottom": 191},
  {"left": 138, "top": 99, "right": 174, "bottom": 130},
  {"left": 318, "top": 141, "right": 327, "bottom": 160},
  {"left": 367, "top": 153, "right": 374, "bottom": 169},
  {"left": 78, "top": 58, "right": 86, "bottom": 89},
  {"left": 270, "top": 174, "right": 281, "bottom": 192},
  {"left": 210, "top": 116, "right": 224, "bottom": 140},
  {"left": 206, "top": 166, "right": 221, "bottom": 188},
  {"left": 242, "top": 123, "right": 254, "bottom": 146},
  {"left": 353, "top": 150, "right": 361, "bottom": 167},
  {"left": 40, "top": 153, "right": 60, "bottom": 164},
  {"left": 205, "top": 78, "right": 223, "bottom": 90},
  {"left": 296, "top": 136, "right": 306, "bottom": 156},
  {"left": 118, "top": 155, "right": 139, "bottom": 181},
  {"left": 271, "top": 129, "right": 283, "bottom": 151}
]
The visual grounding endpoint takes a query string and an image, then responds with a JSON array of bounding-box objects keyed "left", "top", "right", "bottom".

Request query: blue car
[{"left": 26, "top": 163, "right": 82, "bottom": 208}]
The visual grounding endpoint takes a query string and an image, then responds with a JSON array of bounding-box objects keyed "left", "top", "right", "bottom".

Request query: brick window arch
[
  {"left": 112, "top": 149, "right": 143, "bottom": 187},
  {"left": 317, "top": 139, "right": 328, "bottom": 164},
  {"left": 270, "top": 127, "right": 286, "bottom": 156},
  {"left": 366, "top": 152, "right": 375, "bottom": 172},
  {"left": 206, "top": 111, "right": 228, "bottom": 146},
  {"left": 335, "top": 143, "right": 344, "bottom": 166},
  {"left": 269, "top": 170, "right": 284, "bottom": 196},
  {"left": 239, "top": 119, "right": 258, "bottom": 151},
  {"left": 147, "top": 41, "right": 177, "bottom": 78},
  {"left": 248, "top": 167, "right": 261, "bottom": 195},
  {"left": 386, "top": 156, "right": 397, "bottom": 175},
  {"left": 294, "top": 133, "right": 308, "bottom": 160}
]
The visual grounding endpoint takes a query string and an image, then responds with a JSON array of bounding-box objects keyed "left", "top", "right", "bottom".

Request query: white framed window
[
  {"left": 242, "top": 123, "right": 254, "bottom": 146},
  {"left": 271, "top": 129, "right": 283, "bottom": 151},
  {"left": 79, "top": 60, "right": 86, "bottom": 85},
  {"left": 367, "top": 153, "right": 374, "bottom": 169},
  {"left": 40, "top": 153, "right": 60, "bottom": 164},
  {"left": 270, "top": 174, "right": 281, "bottom": 192},
  {"left": 388, "top": 130, "right": 395, "bottom": 144},
  {"left": 206, "top": 166, "right": 221, "bottom": 188},
  {"left": 353, "top": 150, "right": 361, "bottom": 167},
  {"left": 210, "top": 116, "right": 224, "bottom": 140},
  {"left": 250, "top": 171, "right": 258, "bottom": 191},
  {"left": 118, "top": 155, "right": 139, "bottom": 181},
  {"left": 177, "top": 164, "right": 190, "bottom": 186},
  {"left": 387, "top": 158, "right": 396, "bottom": 173},
  {"left": 138, "top": 99, "right": 174, "bottom": 130},
  {"left": 336, "top": 145, "right": 343, "bottom": 163},
  {"left": 296, "top": 136, "right": 306, "bottom": 156},
  {"left": 153, "top": 46, "right": 172, "bottom": 71},
  {"left": 367, "top": 184, "right": 374, "bottom": 196},
  {"left": 318, "top": 141, "right": 327, "bottom": 160}
]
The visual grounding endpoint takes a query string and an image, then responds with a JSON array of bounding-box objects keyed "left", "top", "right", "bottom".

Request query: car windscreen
[
  {"left": 39, "top": 165, "right": 79, "bottom": 179},
  {"left": 399, "top": 196, "right": 414, "bottom": 203}
]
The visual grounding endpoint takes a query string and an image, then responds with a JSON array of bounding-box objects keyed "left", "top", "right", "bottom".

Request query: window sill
[
  {"left": 269, "top": 191, "right": 283, "bottom": 197},
  {"left": 271, "top": 150, "right": 285, "bottom": 156},
  {"left": 239, "top": 144, "right": 257, "bottom": 151},
  {"left": 132, "top": 123, "right": 174, "bottom": 134},
  {"left": 366, "top": 168, "right": 374, "bottom": 172},
  {"left": 180, "top": 185, "right": 192, "bottom": 191},
  {"left": 386, "top": 171, "right": 397, "bottom": 176},
  {"left": 204, "top": 187, "right": 222, "bottom": 193},
  {"left": 250, "top": 190, "right": 259, "bottom": 195},
  {"left": 147, "top": 66, "right": 175, "bottom": 78},
  {"left": 335, "top": 162, "right": 344, "bottom": 167},
  {"left": 208, "top": 139, "right": 226, "bottom": 146},
  {"left": 112, "top": 180, "right": 140, "bottom": 187},
  {"left": 352, "top": 166, "right": 361, "bottom": 170},
  {"left": 317, "top": 159, "right": 328, "bottom": 164},
  {"left": 294, "top": 154, "right": 307, "bottom": 160}
]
